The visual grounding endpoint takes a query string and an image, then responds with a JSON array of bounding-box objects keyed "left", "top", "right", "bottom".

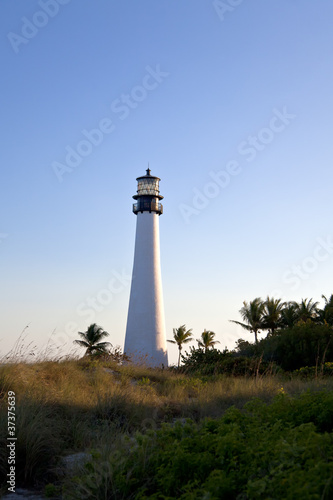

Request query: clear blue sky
[{"left": 1, "top": 0, "right": 333, "bottom": 365}]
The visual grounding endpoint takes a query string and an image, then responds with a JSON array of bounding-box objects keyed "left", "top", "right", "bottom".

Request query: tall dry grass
[{"left": 1, "top": 356, "right": 333, "bottom": 493}]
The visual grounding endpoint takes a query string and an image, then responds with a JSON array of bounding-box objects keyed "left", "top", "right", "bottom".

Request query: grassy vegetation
[
  {"left": 1, "top": 358, "right": 333, "bottom": 498},
  {"left": 67, "top": 391, "right": 333, "bottom": 499}
]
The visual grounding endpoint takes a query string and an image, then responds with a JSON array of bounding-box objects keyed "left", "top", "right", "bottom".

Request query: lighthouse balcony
[{"left": 133, "top": 200, "right": 163, "bottom": 215}]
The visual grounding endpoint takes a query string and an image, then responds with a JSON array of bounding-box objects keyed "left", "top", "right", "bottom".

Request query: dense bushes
[
  {"left": 296, "top": 362, "right": 333, "bottom": 378},
  {"left": 64, "top": 390, "right": 333, "bottom": 499},
  {"left": 180, "top": 347, "right": 230, "bottom": 374},
  {"left": 178, "top": 323, "right": 333, "bottom": 375},
  {"left": 235, "top": 322, "right": 333, "bottom": 371},
  {"left": 270, "top": 323, "right": 333, "bottom": 370},
  {"left": 180, "top": 347, "right": 276, "bottom": 376}
]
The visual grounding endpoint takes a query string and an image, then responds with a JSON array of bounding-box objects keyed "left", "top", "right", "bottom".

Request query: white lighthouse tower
[{"left": 124, "top": 169, "right": 168, "bottom": 367}]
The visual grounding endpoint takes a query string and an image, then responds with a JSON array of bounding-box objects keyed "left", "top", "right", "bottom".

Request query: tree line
[
  {"left": 168, "top": 326, "right": 220, "bottom": 367},
  {"left": 230, "top": 294, "right": 333, "bottom": 343},
  {"left": 168, "top": 294, "right": 333, "bottom": 373},
  {"left": 72, "top": 294, "right": 333, "bottom": 372}
]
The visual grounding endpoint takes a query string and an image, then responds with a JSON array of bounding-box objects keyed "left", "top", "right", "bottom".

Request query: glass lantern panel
[{"left": 137, "top": 178, "right": 159, "bottom": 196}]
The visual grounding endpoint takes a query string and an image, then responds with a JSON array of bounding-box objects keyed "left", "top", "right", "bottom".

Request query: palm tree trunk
[{"left": 178, "top": 347, "right": 181, "bottom": 367}]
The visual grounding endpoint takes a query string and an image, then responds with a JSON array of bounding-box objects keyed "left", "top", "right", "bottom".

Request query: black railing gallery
[{"left": 133, "top": 200, "right": 163, "bottom": 214}]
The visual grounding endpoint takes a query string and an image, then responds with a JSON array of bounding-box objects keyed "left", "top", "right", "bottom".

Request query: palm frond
[
  {"left": 73, "top": 340, "right": 90, "bottom": 348},
  {"left": 95, "top": 342, "right": 112, "bottom": 349},
  {"left": 229, "top": 320, "right": 252, "bottom": 331},
  {"left": 73, "top": 324, "right": 111, "bottom": 357}
]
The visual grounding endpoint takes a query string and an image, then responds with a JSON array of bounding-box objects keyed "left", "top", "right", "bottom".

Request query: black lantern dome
[{"left": 132, "top": 169, "right": 163, "bottom": 215}]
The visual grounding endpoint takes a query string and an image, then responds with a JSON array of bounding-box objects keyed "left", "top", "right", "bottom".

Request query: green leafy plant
[{"left": 64, "top": 390, "right": 333, "bottom": 499}]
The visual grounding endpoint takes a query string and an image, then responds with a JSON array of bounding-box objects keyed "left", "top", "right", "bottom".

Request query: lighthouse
[{"left": 124, "top": 169, "right": 168, "bottom": 367}]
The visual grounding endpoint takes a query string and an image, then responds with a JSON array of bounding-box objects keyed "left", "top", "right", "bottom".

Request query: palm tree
[
  {"left": 168, "top": 325, "right": 193, "bottom": 367},
  {"left": 73, "top": 323, "right": 111, "bottom": 357},
  {"left": 197, "top": 329, "right": 220, "bottom": 352},
  {"left": 317, "top": 294, "right": 333, "bottom": 326},
  {"left": 230, "top": 297, "right": 265, "bottom": 344},
  {"left": 262, "top": 296, "right": 285, "bottom": 335},
  {"left": 294, "top": 298, "right": 319, "bottom": 323},
  {"left": 280, "top": 302, "right": 298, "bottom": 328}
]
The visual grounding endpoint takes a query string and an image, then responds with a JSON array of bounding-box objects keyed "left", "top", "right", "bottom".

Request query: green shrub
[
  {"left": 180, "top": 347, "right": 275, "bottom": 376},
  {"left": 295, "top": 361, "right": 333, "bottom": 378},
  {"left": 180, "top": 346, "right": 231, "bottom": 374},
  {"left": 63, "top": 390, "right": 333, "bottom": 499},
  {"left": 251, "top": 323, "right": 333, "bottom": 371},
  {"left": 44, "top": 483, "right": 59, "bottom": 497}
]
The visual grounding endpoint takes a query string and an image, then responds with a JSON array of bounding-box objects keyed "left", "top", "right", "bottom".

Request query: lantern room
[{"left": 132, "top": 168, "right": 163, "bottom": 215}]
